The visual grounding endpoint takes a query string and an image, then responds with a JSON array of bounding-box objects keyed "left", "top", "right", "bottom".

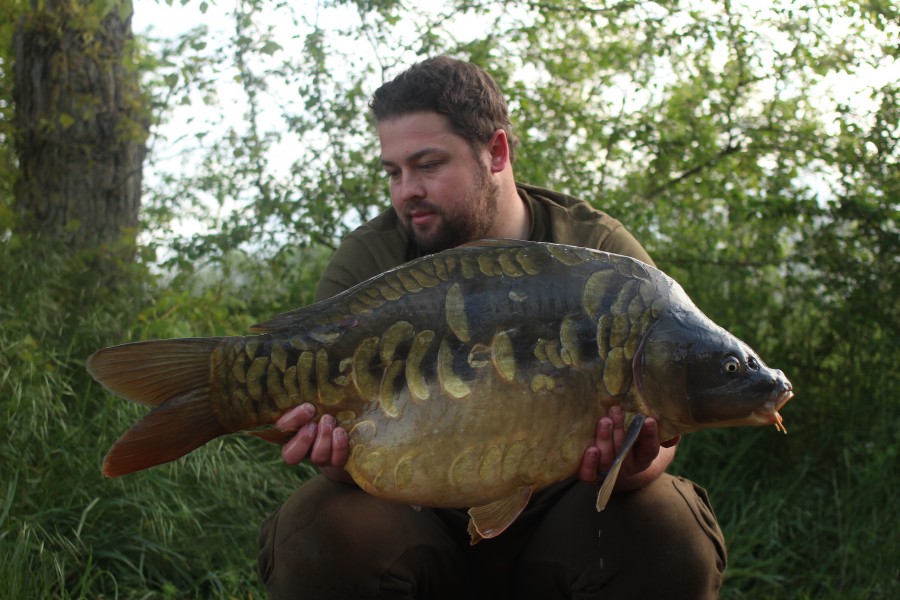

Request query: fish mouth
[{"left": 753, "top": 385, "right": 794, "bottom": 434}]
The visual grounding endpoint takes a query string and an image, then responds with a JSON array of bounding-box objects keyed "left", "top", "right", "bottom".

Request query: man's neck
[{"left": 487, "top": 173, "right": 531, "bottom": 241}]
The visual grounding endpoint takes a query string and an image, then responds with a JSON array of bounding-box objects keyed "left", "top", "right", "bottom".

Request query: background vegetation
[{"left": 1, "top": 0, "right": 897, "bottom": 597}]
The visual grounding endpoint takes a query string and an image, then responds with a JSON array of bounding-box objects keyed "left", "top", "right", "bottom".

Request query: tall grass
[
  {"left": 670, "top": 356, "right": 900, "bottom": 597},
  {"left": 0, "top": 236, "right": 324, "bottom": 598},
  {"left": 1, "top": 234, "right": 897, "bottom": 598}
]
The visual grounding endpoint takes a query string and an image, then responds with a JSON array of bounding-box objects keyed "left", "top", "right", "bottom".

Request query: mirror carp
[{"left": 88, "top": 240, "right": 793, "bottom": 543}]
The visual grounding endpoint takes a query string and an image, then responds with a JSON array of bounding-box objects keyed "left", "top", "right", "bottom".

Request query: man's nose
[{"left": 394, "top": 172, "right": 425, "bottom": 204}]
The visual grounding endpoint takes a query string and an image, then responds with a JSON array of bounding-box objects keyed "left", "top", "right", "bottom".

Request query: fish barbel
[{"left": 87, "top": 240, "right": 793, "bottom": 543}]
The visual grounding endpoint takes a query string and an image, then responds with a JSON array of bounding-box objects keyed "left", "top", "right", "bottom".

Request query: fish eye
[{"left": 722, "top": 356, "right": 741, "bottom": 374}]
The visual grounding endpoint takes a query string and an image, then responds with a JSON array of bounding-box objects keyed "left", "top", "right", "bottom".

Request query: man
[{"left": 258, "top": 56, "right": 726, "bottom": 599}]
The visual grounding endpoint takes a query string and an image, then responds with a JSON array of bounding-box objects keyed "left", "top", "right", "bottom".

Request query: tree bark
[{"left": 12, "top": 0, "right": 148, "bottom": 252}]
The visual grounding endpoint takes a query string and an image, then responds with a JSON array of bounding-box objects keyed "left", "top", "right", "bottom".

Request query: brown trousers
[{"left": 258, "top": 473, "right": 726, "bottom": 599}]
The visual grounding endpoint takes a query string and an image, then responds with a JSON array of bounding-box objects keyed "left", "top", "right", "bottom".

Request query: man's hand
[
  {"left": 277, "top": 404, "right": 353, "bottom": 482},
  {"left": 577, "top": 405, "right": 679, "bottom": 491}
]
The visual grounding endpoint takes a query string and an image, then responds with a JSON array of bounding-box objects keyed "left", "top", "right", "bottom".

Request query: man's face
[{"left": 378, "top": 111, "right": 499, "bottom": 254}]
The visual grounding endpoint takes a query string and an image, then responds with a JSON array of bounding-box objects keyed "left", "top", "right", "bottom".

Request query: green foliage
[
  {"left": 1, "top": 0, "right": 897, "bottom": 596},
  {"left": 0, "top": 234, "right": 326, "bottom": 598},
  {"left": 139, "top": 0, "right": 390, "bottom": 262}
]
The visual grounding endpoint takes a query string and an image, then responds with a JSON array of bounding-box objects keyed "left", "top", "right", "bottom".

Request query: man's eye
[
  {"left": 420, "top": 162, "right": 438, "bottom": 171},
  {"left": 385, "top": 170, "right": 400, "bottom": 180}
]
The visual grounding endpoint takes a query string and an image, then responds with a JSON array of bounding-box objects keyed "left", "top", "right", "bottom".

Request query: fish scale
[{"left": 87, "top": 240, "right": 793, "bottom": 544}]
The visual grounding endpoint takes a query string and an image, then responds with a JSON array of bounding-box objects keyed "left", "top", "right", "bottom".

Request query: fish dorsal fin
[
  {"left": 467, "top": 485, "right": 533, "bottom": 545},
  {"left": 251, "top": 309, "right": 360, "bottom": 346},
  {"left": 251, "top": 306, "right": 345, "bottom": 335},
  {"left": 250, "top": 308, "right": 306, "bottom": 333},
  {"left": 595, "top": 412, "right": 646, "bottom": 511},
  {"left": 457, "top": 238, "right": 524, "bottom": 250}
]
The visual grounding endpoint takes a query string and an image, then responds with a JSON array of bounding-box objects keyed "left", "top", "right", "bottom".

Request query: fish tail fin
[
  {"left": 87, "top": 339, "right": 229, "bottom": 477},
  {"left": 102, "top": 389, "right": 228, "bottom": 477}
]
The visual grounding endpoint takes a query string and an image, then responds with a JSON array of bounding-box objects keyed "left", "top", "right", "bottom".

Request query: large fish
[{"left": 88, "top": 240, "right": 793, "bottom": 543}]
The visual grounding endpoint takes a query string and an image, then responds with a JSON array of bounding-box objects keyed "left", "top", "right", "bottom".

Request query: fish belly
[{"left": 343, "top": 371, "right": 603, "bottom": 508}]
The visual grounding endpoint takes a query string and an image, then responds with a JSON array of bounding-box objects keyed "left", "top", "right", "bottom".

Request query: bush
[{"left": 0, "top": 235, "right": 325, "bottom": 598}]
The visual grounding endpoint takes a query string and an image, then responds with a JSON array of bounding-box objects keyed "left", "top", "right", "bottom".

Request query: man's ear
[{"left": 486, "top": 129, "right": 510, "bottom": 173}]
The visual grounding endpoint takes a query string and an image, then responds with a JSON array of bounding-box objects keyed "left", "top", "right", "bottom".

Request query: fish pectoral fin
[
  {"left": 467, "top": 486, "right": 533, "bottom": 545},
  {"left": 595, "top": 412, "right": 646, "bottom": 511},
  {"left": 246, "top": 427, "right": 298, "bottom": 445}
]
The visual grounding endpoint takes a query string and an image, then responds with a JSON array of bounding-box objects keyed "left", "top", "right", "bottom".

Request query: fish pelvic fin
[
  {"left": 87, "top": 339, "right": 228, "bottom": 477},
  {"left": 595, "top": 412, "right": 646, "bottom": 511},
  {"left": 467, "top": 486, "right": 533, "bottom": 545},
  {"left": 246, "top": 427, "right": 298, "bottom": 445}
]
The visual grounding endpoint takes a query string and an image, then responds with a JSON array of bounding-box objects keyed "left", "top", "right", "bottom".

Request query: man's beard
[{"left": 405, "top": 166, "right": 500, "bottom": 255}]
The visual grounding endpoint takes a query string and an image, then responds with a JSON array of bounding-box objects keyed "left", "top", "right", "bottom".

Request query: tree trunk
[{"left": 12, "top": 0, "right": 148, "bottom": 252}]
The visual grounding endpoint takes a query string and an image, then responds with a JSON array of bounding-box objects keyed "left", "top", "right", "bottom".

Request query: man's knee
[
  {"left": 515, "top": 474, "right": 726, "bottom": 599},
  {"left": 595, "top": 474, "right": 727, "bottom": 597},
  {"left": 258, "top": 476, "right": 468, "bottom": 599}
]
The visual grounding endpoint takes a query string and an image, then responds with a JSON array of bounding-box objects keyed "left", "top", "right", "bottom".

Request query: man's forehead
[
  {"left": 380, "top": 146, "right": 449, "bottom": 166},
  {"left": 377, "top": 112, "right": 466, "bottom": 162}
]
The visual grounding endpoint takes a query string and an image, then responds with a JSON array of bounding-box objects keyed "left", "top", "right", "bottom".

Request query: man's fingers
[
  {"left": 629, "top": 417, "right": 660, "bottom": 472},
  {"left": 609, "top": 405, "right": 625, "bottom": 451},
  {"left": 281, "top": 421, "right": 317, "bottom": 465},
  {"left": 578, "top": 446, "right": 600, "bottom": 482},
  {"left": 331, "top": 427, "right": 350, "bottom": 468},
  {"left": 596, "top": 417, "right": 615, "bottom": 473},
  {"left": 309, "top": 414, "right": 335, "bottom": 465},
  {"left": 276, "top": 403, "right": 316, "bottom": 429},
  {"left": 278, "top": 408, "right": 350, "bottom": 468}
]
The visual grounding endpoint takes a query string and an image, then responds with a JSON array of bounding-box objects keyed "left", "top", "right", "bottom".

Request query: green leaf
[
  {"left": 259, "top": 40, "right": 282, "bottom": 55},
  {"left": 58, "top": 113, "right": 76, "bottom": 129}
]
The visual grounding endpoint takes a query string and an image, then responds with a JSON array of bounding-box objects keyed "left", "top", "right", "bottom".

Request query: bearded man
[{"left": 258, "top": 55, "right": 726, "bottom": 599}]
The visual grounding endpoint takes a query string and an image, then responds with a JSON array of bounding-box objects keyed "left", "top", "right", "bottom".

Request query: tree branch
[{"left": 644, "top": 141, "right": 742, "bottom": 199}]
